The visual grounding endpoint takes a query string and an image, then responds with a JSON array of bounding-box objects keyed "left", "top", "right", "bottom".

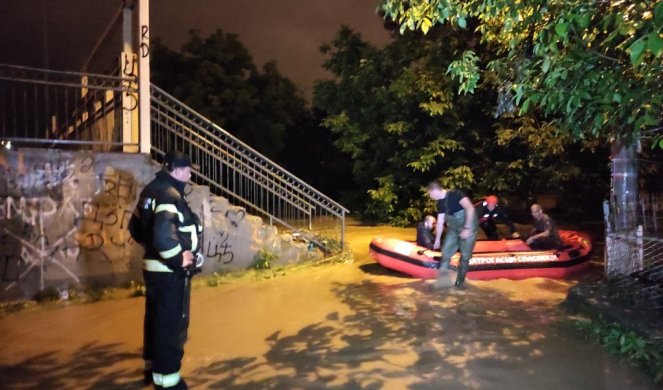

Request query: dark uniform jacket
[
  {"left": 475, "top": 202, "right": 517, "bottom": 234},
  {"left": 129, "top": 171, "right": 202, "bottom": 271}
]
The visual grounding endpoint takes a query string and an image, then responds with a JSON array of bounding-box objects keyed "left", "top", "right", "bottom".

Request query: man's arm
[
  {"left": 434, "top": 213, "right": 445, "bottom": 250},
  {"left": 153, "top": 194, "right": 193, "bottom": 269},
  {"left": 527, "top": 229, "right": 550, "bottom": 244},
  {"left": 526, "top": 218, "right": 552, "bottom": 244},
  {"left": 459, "top": 197, "right": 475, "bottom": 239}
]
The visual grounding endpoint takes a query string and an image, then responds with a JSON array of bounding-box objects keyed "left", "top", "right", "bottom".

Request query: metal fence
[
  {"left": 0, "top": 63, "right": 138, "bottom": 151},
  {"left": 0, "top": 63, "right": 347, "bottom": 249},
  {"left": 150, "top": 85, "right": 348, "bottom": 248},
  {"left": 604, "top": 193, "right": 663, "bottom": 314}
]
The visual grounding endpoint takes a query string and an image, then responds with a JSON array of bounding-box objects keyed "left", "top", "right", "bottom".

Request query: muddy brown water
[{"left": 0, "top": 222, "right": 657, "bottom": 389}]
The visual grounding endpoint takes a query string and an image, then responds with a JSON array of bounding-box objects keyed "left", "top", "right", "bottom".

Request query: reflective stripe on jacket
[{"left": 129, "top": 170, "right": 202, "bottom": 272}]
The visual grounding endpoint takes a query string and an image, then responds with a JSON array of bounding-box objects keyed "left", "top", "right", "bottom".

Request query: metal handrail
[
  {"left": 150, "top": 115, "right": 312, "bottom": 215},
  {"left": 0, "top": 62, "right": 347, "bottom": 246},
  {"left": 150, "top": 85, "right": 348, "bottom": 217},
  {"left": 150, "top": 103, "right": 314, "bottom": 212},
  {"left": 150, "top": 84, "right": 347, "bottom": 246},
  {"left": 0, "top": 63, "right": 136, "bottom": 83},
  {"left": 0, "top": 63, "right": 138, "bottom": 150}
]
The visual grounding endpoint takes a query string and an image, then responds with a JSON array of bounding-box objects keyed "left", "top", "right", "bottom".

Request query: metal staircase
[
  {"left": 150, "top": 85, "right": 348, "bottom": 248},
  {"left": 0, "top": 63, "right": 347, "bottom": 249}
]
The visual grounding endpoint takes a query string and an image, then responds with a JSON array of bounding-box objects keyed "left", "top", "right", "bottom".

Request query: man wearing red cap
[
  {"left": 129, "top": 150, "right": 202, "bottom": 389},
  {"left": 475, "top": 195, "right": 519, "bottom": 240}
]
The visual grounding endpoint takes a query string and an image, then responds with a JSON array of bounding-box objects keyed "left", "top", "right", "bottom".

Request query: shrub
[
  {"left": 575, "top": 317, "right": 663, "bottom": 382},
  {"left": 253, "top": 249, "right": 278, "bottom": 270}
]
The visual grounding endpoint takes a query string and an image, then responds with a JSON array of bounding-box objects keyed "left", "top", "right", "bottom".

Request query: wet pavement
[{"left": 0, "top": 222, "right": 658, "bottom": 389}]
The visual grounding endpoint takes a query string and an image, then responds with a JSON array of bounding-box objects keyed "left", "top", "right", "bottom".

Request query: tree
[
  {"left": 151, "top": 30, "right": 308, "bottom": 159},
  {"left": 279, "top": 107, "right": 354, "bottom": 201},
  {"left": 315, "top": 24, "right": 613, "bottom": 224},
  {"left": 380, "top": 0, "right": 663, "bottom": 230},
  {"left": 315, "top": 25, "right": 607, "bottom": 224},
  {"left": 314, "top": 26, "right": 487, "bottom": 223}
]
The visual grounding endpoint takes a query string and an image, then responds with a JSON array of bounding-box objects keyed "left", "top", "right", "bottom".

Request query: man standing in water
[
  {"left": 427, "top": 181, "right": 478, "bottom": 289},
  {"left": 129, "top": 151, "right": 202, "bottom": 390}
]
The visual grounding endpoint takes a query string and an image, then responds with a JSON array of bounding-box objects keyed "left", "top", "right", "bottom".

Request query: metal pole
[
  {"left": 122, "top": 4, "right": 135, "bottom": 152},
  {"left": 341, "top": 210, "right": 345, "bottom": 248},
  {"left": 138, "top": 0, "right": 151, "bottom": 154}
]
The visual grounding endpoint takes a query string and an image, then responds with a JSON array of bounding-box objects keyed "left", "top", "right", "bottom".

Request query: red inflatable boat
[{"left": 368, "top": 230, "right": 592, "bottom": 280}]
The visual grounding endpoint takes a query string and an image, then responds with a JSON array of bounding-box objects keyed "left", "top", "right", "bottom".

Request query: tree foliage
[
  {"left": 151, "top": 30, "right": 308, "bottom": 159},
  {"left": 314, "top": 25, "right": 607, "bottom": 224},
  {"left": 379, "top": 0, "right": 663, "bottom": 144},
  {"left": 314, "top": 26, "right": 483, "bottom": 223},
  {"left": 315, "top": 19, "right": 618, "bottom": 224},
  {"left": 278, "top": 108, "right": 354, "bottom": 201}
]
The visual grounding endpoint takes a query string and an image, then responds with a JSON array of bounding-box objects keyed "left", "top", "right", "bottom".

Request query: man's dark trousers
[{"left": 143, "top": 270, "right": 190, "bottom": 388}]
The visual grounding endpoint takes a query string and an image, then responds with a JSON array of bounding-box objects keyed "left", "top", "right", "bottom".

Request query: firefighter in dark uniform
[
  {"left": 129, "top": 151, "right": 202, "bottom": 390},
  {"left": 475, "top": 195, "right": 520, "bottom": 240}
]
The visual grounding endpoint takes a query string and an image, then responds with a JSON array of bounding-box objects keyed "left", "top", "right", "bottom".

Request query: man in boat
[
  {"left": 416, "top": 215, "right": 436, "bottom": 249},
  {"left": 526, "top": 204, "right": 562, "bottom": 250},
  {"left": 475, "top": 195, "right": 520, "bottom": 240},
  {"left": 426, "top": 181, "right": 478, "bottom": 288}
]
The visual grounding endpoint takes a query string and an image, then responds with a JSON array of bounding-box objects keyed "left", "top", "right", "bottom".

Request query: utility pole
[{"left": 138, "top": 0, "right": 151, "bottom": 154}]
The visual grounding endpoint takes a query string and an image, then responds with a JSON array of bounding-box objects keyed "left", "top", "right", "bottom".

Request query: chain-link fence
[{"left": 604, "top": 194, "right": 663, "bottom": 315}]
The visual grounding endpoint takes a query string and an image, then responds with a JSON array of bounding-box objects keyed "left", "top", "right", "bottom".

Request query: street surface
[{"left": 0, "top": 222, "right": 657, "bottom": 389}]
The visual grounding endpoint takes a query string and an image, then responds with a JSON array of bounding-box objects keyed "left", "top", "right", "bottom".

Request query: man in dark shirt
[
  {"left": 416, "top": 215, "right": 436, "bottom": 249},
  {"left": 426, "top": 181, "right": 478, "bottom": 288},
  {"left": 526, "top": 204, "right": 562, "bottom": 250},
  {"left": 475, "top": 195, "right": 519, "bottom": 240}
]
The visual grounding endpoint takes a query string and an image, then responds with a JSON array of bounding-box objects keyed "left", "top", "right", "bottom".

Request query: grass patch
[
  {"left": 574, "top": 316, "right": 663, "bottom": 383},
  {"left": 195, "top": 248, "right": 353, "bottom": 288}
]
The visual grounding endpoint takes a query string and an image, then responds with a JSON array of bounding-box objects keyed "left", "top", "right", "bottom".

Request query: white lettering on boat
[{"left": 470, "top": 254, "right": 558, "bottom": 265}]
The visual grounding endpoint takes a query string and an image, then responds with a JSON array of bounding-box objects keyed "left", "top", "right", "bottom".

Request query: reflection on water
[
  {"left": 182, "top": 223, "right": 654, "bottom": 389},
  {"left": 185, "top": 275, "right": 655, "bottom": 389}
]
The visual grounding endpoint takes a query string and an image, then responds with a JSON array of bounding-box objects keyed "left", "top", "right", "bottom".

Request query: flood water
[{"left": 0, "top": 222, "right": 658, "bottom": 389}]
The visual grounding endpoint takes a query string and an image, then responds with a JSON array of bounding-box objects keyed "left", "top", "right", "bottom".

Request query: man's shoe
[{"left": 432, "top": 269, "right": 455, "bottom": 289}]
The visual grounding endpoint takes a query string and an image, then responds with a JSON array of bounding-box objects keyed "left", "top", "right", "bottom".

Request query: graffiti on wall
[
  {"left": 0, "top": 150, "right": 269, "bottom": 298},
  {"left": 203, "top": 202, "right": 237, "bottom": 264},
  {"left": 0, "top": 196, "right": 79, "bottom": 291},
  {"left": 0, "top": 153, "right": 141, "bottom": 295}
]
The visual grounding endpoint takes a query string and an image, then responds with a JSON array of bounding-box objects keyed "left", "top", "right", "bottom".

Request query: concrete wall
[{"left": 0, "top": 149, "right": 314, "bottom": 301}]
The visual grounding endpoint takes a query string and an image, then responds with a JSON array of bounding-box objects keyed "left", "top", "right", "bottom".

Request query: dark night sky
[{"left": 1, "top": 0, "right": 392, "bottom": 99}]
